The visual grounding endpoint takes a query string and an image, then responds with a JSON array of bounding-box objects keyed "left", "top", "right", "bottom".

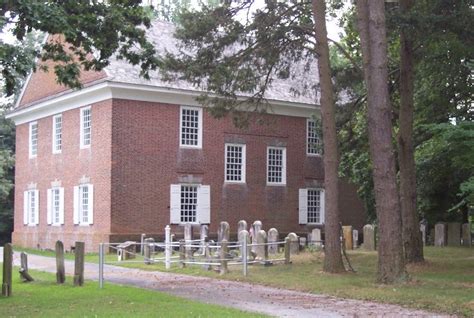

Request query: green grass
[
  {"left": 0, "top": 267, "right": 265, "bottom": 317},
  {"left": 15, "top": 246, "right": 474, "bottom": 316}
]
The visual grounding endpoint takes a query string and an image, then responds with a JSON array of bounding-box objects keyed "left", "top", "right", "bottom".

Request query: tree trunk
[
  {"left": 312, "top": 0, "right": 345, "bottom": 273},
  {"left": 356, "top": 0, "right": 407, "bottom": 283},
  {"left": 398, "top": 0, "right": 424, "bottom": 263}
]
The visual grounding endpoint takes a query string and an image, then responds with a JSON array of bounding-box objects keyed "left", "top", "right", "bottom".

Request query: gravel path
[{"left": 1, "top": 248, "right": 452, "bottom": 317}]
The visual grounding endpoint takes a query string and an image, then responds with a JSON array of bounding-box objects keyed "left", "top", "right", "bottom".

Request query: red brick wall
[
  {"left": 12, "top": 100, "right": 113, "bottom": 252},
  {"left": 110, "top": 99, "right": 362, "bottom": 238}
]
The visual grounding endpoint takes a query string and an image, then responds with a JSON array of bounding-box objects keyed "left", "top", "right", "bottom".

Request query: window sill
[
  {"left": 224, "top": 181, "right": 246, "bottom": 185},
  {"left": 179, "top": 145, "right": 202, "bottom": 149},
  {"left": 266, "top": 183, "right": 287, "bottom": 187},
  {"left": 79, "top": 145, "right": 91, "bottom": 150},
  {"left": 75, "top": 223, "right": 92, "bottom": 227},
  {"left": 27, "top": 224, "right": 37, "bottom": 227},
  {"left": 306, "top": 153, "right": 322, "bottom": 157},
  {"left": 50, "top": 223, "right": 63, "bottom": 227},
  {"left": 52, "top": 151, "right": 62, "bottom": 155}
]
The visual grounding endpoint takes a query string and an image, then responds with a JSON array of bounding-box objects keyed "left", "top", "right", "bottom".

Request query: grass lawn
[
  {"left": 15, "top": 246, "right": 474, "bottom": 317},
  {"left": 0, "top": 267, "right": 265, "bottom": 317}
]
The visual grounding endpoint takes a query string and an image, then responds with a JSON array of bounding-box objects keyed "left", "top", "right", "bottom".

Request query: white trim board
[{"left": 6, "top": 81, "right": 320, "bottom": 125}]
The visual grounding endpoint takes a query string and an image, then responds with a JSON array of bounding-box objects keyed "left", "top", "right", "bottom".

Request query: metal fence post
[
  {"left": 99, "top": 243, "right": 104, "bottom": 288},
  {"left": 242, "top": 235, "right": 248, "bottom": 276},
  {"left": 165, "top": 225, "right": 171, "bottom": 269},
  {"left": 140, "top": 234, "right": 146, "bottom": 255}
]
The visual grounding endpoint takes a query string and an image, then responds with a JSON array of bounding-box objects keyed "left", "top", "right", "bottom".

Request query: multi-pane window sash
[
  {"left": 52, "top": 188, "right": 61, "bottom": 224},
  {"left": 180, "top": 185, "right": 198, "bottom": 223},
  {"left": 225, "top": 144, "right": 246, "bottom": 183},
  {"left": 29, "top": 191, "right": 36, "bottom": 224},
  {"left": 52, "top": 115, "right": 62, "bottom": 153},
  {"left": 29, "top": 122, "right": 38, "bottom": 157},
  {"left": 180, "top": 106, "right": 201, "bottom": 147},
  {"left": 267, "top": 147, "right": 286, "bottom": 185},
  {"left": 80, "top": 185, "right": 89, "bottom": 224},
  {"left": 307, "top": 119, "right": 321, "bottom": 155},
  {"left": 80, "top": 107, "right": 91, "bottom": 148},
  {"left": 307, "top": 189, "right": 322, "bottom": 224}
]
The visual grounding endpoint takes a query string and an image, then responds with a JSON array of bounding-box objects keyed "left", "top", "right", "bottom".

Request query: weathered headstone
[
  {"left": 117, "top": 241, "right": 137, "bottom": 261},
  {"left": 55, "top": 240, "right": 66, "bottom": 283},
  {"left": 179, "top": 240, "right": 186, "bottom": 268},
  {"left": 287, "top": 232, "right": 299, "bottom": 254},
  {"left": 447, "top": 222, "right": 461, "bottom": 246},
  {"left": 238, "top": 230, "right": 251, "bottom": 259},
  {"left": 199, "top": 225, "right": 209, "bottom": 254},
  {"left": 299, "top": 237, "right": 307, "bottom": 249},
  {"left": 420, "top": 224, "right": 427, "bottom": 246},
  {"left": 310, "top": 228, "right": 322, "bottom": 248},
  {"left": 218, "top": 221, "right": 230, "bottom": 242},
  {"left": 73, "top": 241, "right": 85, "bottom": 286},
  {"left": 184, "top": 223, "right": 194, "bottom": 258},
  {"left": 284, "top": 237, "right": 291, "bottom": 264},
  {"left": 2, "top": 243, "right": 13, "bottom": 296},
  {"left": 352, "top": 229, "right": 359, "bottom": 249},
  {"left": 256, "top": 230, "right": 268, "bottom": 260},
  {"left": 267, "top": 228, "right": 279, "bottom": 254},
  {"left": 252, "top": 220, "right": 262, "bottom": 253},
  {"left": 363, "top": 224, "right": 376, "bottom": 251},
  {"left": 143, "top": 237, "right": 155, "bottom": 264},
  {"left": 220, "top": 239, "right": 229, "bottom": 275},
  {"left": 434, "top": 223, "right": 447, "bottom": 247},
  {"left": 342, "top": 226, "right": 353, "bottom": 250},
  {"left": 19, "top": 252, "right": 34, "bottom": 282},
  {"left": 461, "top": 223, "right": 472, "bottom": 246},
  {"left": 238, "top": 220, "right": 247, "bottom": 234}
]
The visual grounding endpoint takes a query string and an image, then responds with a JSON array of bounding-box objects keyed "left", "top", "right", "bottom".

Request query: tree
[
  {"left": 312, "top": 0, "right": 345, "bottom": 273},
  {"left": 398, "top": 0, "right": 423, "bottom": 263},
  {"left": 1, "top": 0, "right": 160, "bottom": 97},
  {"left": 356, "top": 0, "right": 406, "bottom": 283},
  {"left": 162, "top": 1, "right": 345, "bottom": 271}
]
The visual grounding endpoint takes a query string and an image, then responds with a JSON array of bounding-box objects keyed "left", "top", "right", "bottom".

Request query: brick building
[{"left": 7, "top": 21, "right": 365, "bottom": 252}]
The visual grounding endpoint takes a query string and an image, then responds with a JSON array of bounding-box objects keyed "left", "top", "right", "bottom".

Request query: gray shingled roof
[{"left": 103, "top": 20, "right": 320, "bottom": 106}]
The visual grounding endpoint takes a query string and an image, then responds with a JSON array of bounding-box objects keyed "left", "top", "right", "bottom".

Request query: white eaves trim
[{"left": 6, "top": 81, "right": 320, "bottom": 125}]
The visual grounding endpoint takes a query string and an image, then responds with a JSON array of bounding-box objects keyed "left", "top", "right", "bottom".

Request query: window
[
  {"left": 267, "top": 146, "right": 286, "bottom": 185},
  {"left": 180, "top": 106, "right": 202, "bottom": 148},
  {"left": 23, "top": 190, "right": 39, "bottom": 225},
  {"left": 299, "top": 188, "right": 325, "bottom": 224},
  {"left": 80, "top": 107, "right": 91, "bottom": 148},
  {"left": 29, "top": 121, "right": 38, "bottom": 158},
  {"left": 170, "top": 184, "right": 210, "bottom": 224},
  {"left": 225, "top": 144, "right": 246, "bottom": 183},
  {"left": 47, "top": 187, "right": 64, "bottom": 225},
  {"left": 307, "top": 119, "right": 321, "bottom": 155},
  {"left": 74, "top": 184, "right": 94, "bottom": 225},
  {"left": 52, "top": 115, "right": 62, "bottom": 153}
]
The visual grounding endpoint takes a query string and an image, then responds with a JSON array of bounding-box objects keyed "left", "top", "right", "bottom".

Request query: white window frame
[
  {"left": 224, "top": 143, "right": 246, "bottom": 183},
  {"left": 74, "top": 184, "right": 94, "bottom": 225},
  {"left": 179, "top": 106, "right": 202, "bottom": 149},
  {"left": 80, "top": 106, "right": 91, "bottom": 149},
  {"left": 47, "top": 187, "right": 64, "bottom": 226},
  {"left": 307, "top": 118, "right": 321, "bottom": 156},
  {"left": 266, "top": 146, "right": 287, "bottom": 186},
  {"left": 170, "top": 184, "right": 210, "bottom": 225},
  {"left": 29, "top": 121, "right": 38, "bottom": 158},
  {"left": 23, "top": 189, "right": 39, "bottom": 226},
  {"left": 299, "top": 188, "right": 325, "bottom": 225},
  {"left": 52, "top": 114, "right": 62, "bottom": 154}
]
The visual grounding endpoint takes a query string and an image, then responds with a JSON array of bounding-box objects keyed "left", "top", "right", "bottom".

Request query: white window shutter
[
  {"left": 47, "top": 189, "right": 52, "bottom": 225},
  {"left": 23, "top": 191, "right": 28, "bottom": 225},
  {"left": 298, "top": 189, "right": 308, "bottom": 224},
  {"left": 34, "top": 190, "right": 39, "bottom": 225},
  {"left": 170, "top": 184, "right": 181, "bottom": 224},
  {"left": 73, "top": 186, "right": 79, "bottom": 224},
  {"left": 59, "top": 187, "right": 65, "bottom": 225},
  {"left": 88, "top": 184, "right": 94, "bottom": 225},
  {"left": 320, "top": 190, "right": 325, "bottom": 224},
  {"left": 197, "top": 185, "right": 211, "bottom": 224}
]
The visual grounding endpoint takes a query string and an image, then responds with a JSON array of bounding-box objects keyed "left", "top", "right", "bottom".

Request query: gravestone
[
  {"left": 352, "top": 229, "right": 359, "bottom": 249},
  {"left": 19, "top": 252, "right": 34, "bottom": 282},
  {"left": 238, "top": 230, "right": 251, "bottom": 260},
  {"left": 238, "top": 220, "right": 247, "bottom": 234},
  {"left": 461, "top": 223, "right": 471, "bottom": 246},
  {"left": 267, "top": 228, "right": 279, "bottom": 254},
  {"left": 310, "top": 228, "right": 322, "bottom": 248},
  {"left": 55, "top": 240, "right": 65, "bottom": 283},
  {"left": 287, "top": 232, "right": 299, "bottom": 255},
  {"left": 447, "top": 222, "right": 461, "bottom": 246},
  {"left": 143, "top": 237, "right": 155, "bottom": 264},
  {"left": 434, "top": 223, "right": 447, "bottom": 247},
  {"left": 420, "top": 224, "right": 427, "bottom": 246},
  {"left": 220, "top": 239, "right": 229, "bottom": 275},
  {"left": 117, "top": 241, "right": 137, "bottom": 261},
  {"left": 299, "top": 237, "right": 306, "bottom": 249},
  {"left": 183, "top": 223, "right": 194, "bottom": 257},
  {"left": 199, "top": 225, "right": 209, "bottom": 254},
  {"left": 342, "top": 226, "right": 353, "bottom": 250},
  {"left": 251, "top": 220, "right": 262, "bottom": 253},
  {"left": 2, "top": 243, "right": 13, "bottom": 296},
  {"left": 363, "top": 224, "right": 376, "bottom": 251},
  {"left": 73, "top": 241, "right": 85, "bottom": 286},
  {"left": 256, "top": 230, "right": 268, "bottom": 260},
  {"left": 218, "top": 221, "right": 230, "bottom": 242}
]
